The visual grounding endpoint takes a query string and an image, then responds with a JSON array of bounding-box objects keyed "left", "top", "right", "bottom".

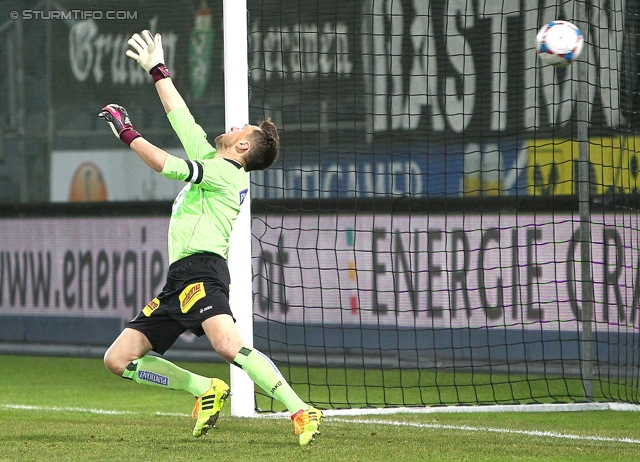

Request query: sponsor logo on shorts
[
  {"left": 138, "top": 370, "right": 169, "bottom": 386},
  {"left": 179, "top": 282, "right": 206, "bottom": 313},
  {"left": 142, "top": 298, "right": 160, "bottom": 317}
]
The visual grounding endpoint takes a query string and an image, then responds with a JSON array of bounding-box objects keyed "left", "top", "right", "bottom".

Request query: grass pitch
[{"left": 1, "top": 354, "right": 639, "bottom": 461}]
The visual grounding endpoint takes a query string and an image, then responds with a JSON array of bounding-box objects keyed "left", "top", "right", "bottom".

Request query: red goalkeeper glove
[{"left": 98, "top": 104, "right": 141, "bottom": 146}]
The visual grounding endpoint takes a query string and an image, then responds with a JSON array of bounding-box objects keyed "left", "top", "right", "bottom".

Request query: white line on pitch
[
  {"left": 329, "top": 417, "right": 640, "bottom": 445},
  {"left": 3, "top": 404, "right": 639, "bottom": 445},
  {"left": 1, "top": 404, "right": 188, "bottom": 417}
]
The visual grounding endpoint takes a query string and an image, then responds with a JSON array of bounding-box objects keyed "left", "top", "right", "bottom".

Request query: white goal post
[{"left": 224, "top": 0, "right": 255, "bottom": 418}]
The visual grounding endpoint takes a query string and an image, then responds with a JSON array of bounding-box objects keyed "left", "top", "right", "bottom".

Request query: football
[{"left": 536, "top": 20, "right": 584, "bottom": 67}]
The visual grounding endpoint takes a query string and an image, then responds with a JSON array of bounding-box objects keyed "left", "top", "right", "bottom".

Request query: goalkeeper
[{"left": 99, "top": 30, "right": 322, "bottom": 447}]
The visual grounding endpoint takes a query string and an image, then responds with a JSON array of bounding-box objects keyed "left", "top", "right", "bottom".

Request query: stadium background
[{"left": 1, "top": 0, "right": 640, "bottom": 410}]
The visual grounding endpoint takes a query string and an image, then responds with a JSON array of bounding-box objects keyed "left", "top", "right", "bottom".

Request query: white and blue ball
[{"left": 536, "top": 20, "right": 584, "bottom": 67}]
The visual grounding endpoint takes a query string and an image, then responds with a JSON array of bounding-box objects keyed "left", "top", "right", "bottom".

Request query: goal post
[
  {"left": 224, "top": 0, "right": 255, "bottom": 418},
  {"left": 574, "top": 4, "right": 595, "bottom": 402}
]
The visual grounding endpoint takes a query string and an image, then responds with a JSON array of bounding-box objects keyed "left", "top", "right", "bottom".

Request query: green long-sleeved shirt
[{"left": 160, "top": 107, "right": 248, "bottom": 264}]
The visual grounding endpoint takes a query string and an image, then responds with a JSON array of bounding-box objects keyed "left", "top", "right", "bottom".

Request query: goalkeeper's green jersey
[{"left": 159, "top": 107, "right": 249, "bottom": 264}]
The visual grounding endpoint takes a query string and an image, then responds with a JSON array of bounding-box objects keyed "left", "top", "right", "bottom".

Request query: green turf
[{"left": 1, "top": 354, "right": 639, "bottom": 461}]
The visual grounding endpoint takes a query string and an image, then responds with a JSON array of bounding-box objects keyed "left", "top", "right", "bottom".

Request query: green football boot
[
  {"left": 291, "top": 406, "right": 323, "bottom": 447},
  {"left": 191, "top": 378, "right": 230, "bottom": 437}
]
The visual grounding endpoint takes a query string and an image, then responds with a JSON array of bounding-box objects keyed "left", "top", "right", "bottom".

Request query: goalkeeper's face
[{"left": 214, "top": 124, "right": 261, "bottom": 152}]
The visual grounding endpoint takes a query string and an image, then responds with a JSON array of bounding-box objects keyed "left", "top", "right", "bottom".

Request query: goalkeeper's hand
[
  {"left": 98, "top": 104, "right": 141, "bottom": 146},
  {"left": 126, "top": 30, "right": 171, "bottom": 82}
]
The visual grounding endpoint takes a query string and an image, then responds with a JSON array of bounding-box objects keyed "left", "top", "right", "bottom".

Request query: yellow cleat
[
  {"left": 191, "top": 378, "right": 230, "bottom": 437},
  {"left": 292, "top": 406, "right": 323, "bottom": 447}
]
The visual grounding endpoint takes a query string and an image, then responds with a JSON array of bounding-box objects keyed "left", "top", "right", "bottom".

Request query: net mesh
[{"left": 248, "top": 0, "right": 640, "bottom": 411}]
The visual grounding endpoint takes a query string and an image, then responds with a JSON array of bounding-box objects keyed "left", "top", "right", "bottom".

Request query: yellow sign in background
[{"left": 527, "top": 137, "right": 640, "bottom": 195}]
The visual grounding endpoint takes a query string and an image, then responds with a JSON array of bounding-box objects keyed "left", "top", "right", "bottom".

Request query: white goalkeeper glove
[{"left": 126, "top": 30, "right": 171, "bottom": 82}]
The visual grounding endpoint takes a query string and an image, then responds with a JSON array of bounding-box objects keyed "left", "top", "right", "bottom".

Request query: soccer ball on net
[{"left": 536, "top": 20, "right": 584, "bottom": 67}]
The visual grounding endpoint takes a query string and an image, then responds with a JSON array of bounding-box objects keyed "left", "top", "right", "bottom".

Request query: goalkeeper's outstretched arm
[
  {"left": 98, "top": 104, "right": 167, "bottom": 173},
  {"left": 98, "top": 103, "right": 204, "bottom": 184},
  {"left": 125, "top": 30, "right": 186, "bottom": 114},
  {"left": 155, "top": 78, "right": 187, "bottom": 115},
  {"left": 126, "top": 29, "right": 215, "bottom": 161}
]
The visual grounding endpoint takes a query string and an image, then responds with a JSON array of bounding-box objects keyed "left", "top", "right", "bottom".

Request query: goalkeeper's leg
[
  {"left": 104, "top": 327, "right": 230, "bottom": 437},
  {"left": 203, "top": 315, "right": 323, "bottom": 446},
  {"left": 103, "top": 328, "right": 213, "bottom": 397},
  {"left": 233, "top": 346, "right": 323, "bottom": 446}
]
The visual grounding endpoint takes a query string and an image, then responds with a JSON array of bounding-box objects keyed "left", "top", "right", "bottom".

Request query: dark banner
[
  {"left": 247, "top": 0, "right": 635, "bottom": 138},
  {"left": 22, "top": 0, "right": 640, "bottom": 137},
  {"left": 50, "top": 0, "right": 223, "bottom": 106}
]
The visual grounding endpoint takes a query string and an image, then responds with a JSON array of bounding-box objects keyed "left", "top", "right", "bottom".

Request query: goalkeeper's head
[
  {"left": 215, "top": 118, "right": 279, "bottom": 172},
  {"left": 242, "top": 118, "right": 279, "bottom": 171}
]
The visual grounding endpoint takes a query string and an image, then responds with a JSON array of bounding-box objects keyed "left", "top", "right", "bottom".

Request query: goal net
[{"left": 246, "top": 0, "right": 640, "bottom": 412}]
